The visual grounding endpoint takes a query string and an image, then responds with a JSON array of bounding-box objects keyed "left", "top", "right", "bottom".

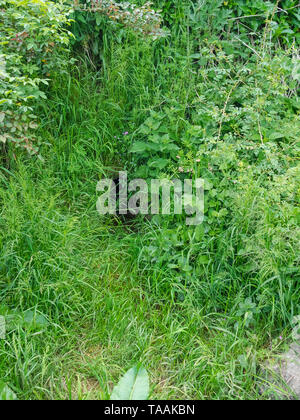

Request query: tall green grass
[{"left": 0, "top": 0, "right": 299, "bottom": 400}]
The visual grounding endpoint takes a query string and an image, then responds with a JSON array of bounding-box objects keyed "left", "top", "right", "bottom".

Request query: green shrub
[
  {"left": 70, "top": 0, "right": 167, "bottom": 65},
  {"left": 0, "top": 0, "right": 73, "bottom": 154},
  {"left": 226, "top": 0, "right": 300, "bottom": 44},
  {"left": 150, "top": 0, "right": 299, "bottom": 44}
]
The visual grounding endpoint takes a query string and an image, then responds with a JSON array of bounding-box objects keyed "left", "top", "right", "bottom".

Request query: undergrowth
[{"left": 0, "top": 0, "right": 299, "bottom": 400}]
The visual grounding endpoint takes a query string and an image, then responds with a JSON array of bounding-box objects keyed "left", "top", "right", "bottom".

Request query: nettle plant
[
  {"left": 0, "top": 0, "right": 73, "bottom": 154},
  {"left": 225, "top": 0, "right": 300, "bottom": 44}
]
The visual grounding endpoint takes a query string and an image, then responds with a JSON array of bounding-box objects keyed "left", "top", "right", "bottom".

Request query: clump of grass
[{"left": 1, "top": 0, "right": 299, "bottom": 400}]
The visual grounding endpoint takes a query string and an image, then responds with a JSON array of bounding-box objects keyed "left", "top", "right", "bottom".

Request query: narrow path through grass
[{"left": 1, "top": 59, "right": 296, "bottom": 400}]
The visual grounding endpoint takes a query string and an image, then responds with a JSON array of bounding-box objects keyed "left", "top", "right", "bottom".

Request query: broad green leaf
[
  {"left": 204, "top": 180, "right": 213, "bottom": 190},
  {"left": 129, "top": 142, "right": 149, "bottom": 153},
  {"left": 0, "top": 382, "right": 17, "bottom": 401},
  {"left": 189, "top": 53, "right": 202, "bottom": 59},
  {"left": 139, "top": 125, "right": 151, "bottom": 135},
  {"left": 23, "top": 310, "right": 49, "bottom": 328},
  {"left": 162, "top": 143, "right": 179, "bottom": 152},
  {"left": 4, "top": 310, "right": 48, "bottom": 332},
  {"left": 149, "top": 158, "right": 169, "bottom": 170},
  {"left": 92, "top": 40, "right": 99, "bottom": 56},
  {"left": 198, "top": 255, "right": 210, "bottom": 265},
  {"left": 96, "top": 14, "right": 103, "bottom": 26},
  {"left": 110, "top": 365, "right": 149, "bottom": 400},
  {"left": 268, "top": 132, "right": 285, "bottom": 140}
]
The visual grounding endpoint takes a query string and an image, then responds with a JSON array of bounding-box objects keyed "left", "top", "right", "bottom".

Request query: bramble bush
[
  {"left": 2, "top": 1, "right": 297, "bottom": 155},
  {"left": 74, "top": 0, "right": 166, "bottom": 38},
  {"left": 0, "top": 0, "right": 73, "bottom": 155},
  {"left": 70, "top": 0, "right": 167, "bottom": 65}
]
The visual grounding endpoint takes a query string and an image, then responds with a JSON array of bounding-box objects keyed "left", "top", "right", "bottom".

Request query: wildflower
[
  {"left": 178, "top": 167, "right": 184, "bottom": 173},
  {"left": 123, "top": 131, "right": 129, "bottom": 136}
]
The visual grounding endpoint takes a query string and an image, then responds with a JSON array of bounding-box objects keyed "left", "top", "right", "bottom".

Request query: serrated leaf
[
  {"left": 110, "top": 365, "right": 149, "bottom": 400},
  {"left": 204, "top": 180, "right": 213, "bottom": 190},
  {"left": 268, "top": 132, "right": 285, "bottom": 140},
  {"left": 129, "top": 142, "right": 149, "bottom": 153},
  {"left": 149, "top": 158, "right": 169, "bottom": 170}
]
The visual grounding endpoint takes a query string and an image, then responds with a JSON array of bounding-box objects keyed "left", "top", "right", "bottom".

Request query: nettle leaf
[
  {"left": 144, "top": 117, "right": 162, "bottom": 131},
  {"left": 189, "top": 53, "right": 202, "bottom": 59},
  {"left": 162, "top": 143, "right": 179, "bottom": 152},
  {"left": 139, "top": 125, "right": 151, "bottom": 135},
  {"left": 149, "top": 134, "right": 162, "bottom": 144},
  {"left": 110, "top": 365, "right": 149, "bottom": 400},
  {"left": 204, "top": 180, "right": 213, "bottom": 191},
  {"left": 149, "top": 158, "right": 169, "bottom": 170},
  {"left": 0, "top": 382, "right": 17, "bottom": 401},
  {"left": 129, "top": 142, "right": 149, "bottom": 153},
  {"left": 268, "top": 132, "right": 285, "bottom": 140},
  {"left": 147, "top": 143, "right": 163, "bottom": 152}
]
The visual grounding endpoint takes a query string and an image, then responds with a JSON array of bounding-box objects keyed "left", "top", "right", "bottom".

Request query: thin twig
[
  {"left": 233, "top": 36, "right": 263, "bottom": 59},
  {"left": 228, "top": 4, "right": 299, "bottom": 21},
  {"left": 218, "top": 79, "right": 241, "bottom": 141}
]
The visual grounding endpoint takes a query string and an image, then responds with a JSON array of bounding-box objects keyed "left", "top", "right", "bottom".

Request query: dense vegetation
[{"left": 0, "top": 0, "right": 299, "bottom": 400}]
